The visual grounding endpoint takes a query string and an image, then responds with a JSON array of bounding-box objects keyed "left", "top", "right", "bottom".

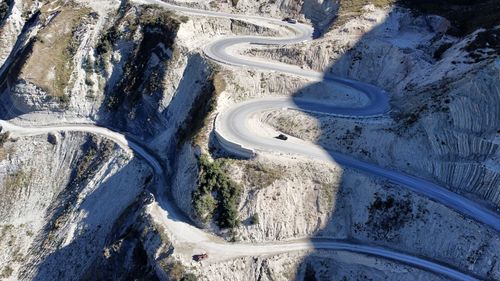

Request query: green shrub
[
  {"left": 162, "top": 261, "right": 197, "bottom": 281},
  {"left": 250, "top": 213, "right": 259, "bottom": 225},
  {"left": 182, "top": 273, "right": 198, "bottom": 281},
  {"left": 192, "top": 154, "right": 241, "bottom": 229}
]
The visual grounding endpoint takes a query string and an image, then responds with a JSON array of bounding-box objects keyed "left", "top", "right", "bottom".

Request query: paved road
[
  {"left": 0, "top": 1, "right": 487, "bottom": 280},
  {"left": 216, "top": 98, "right": 500, "bottom": 231}
]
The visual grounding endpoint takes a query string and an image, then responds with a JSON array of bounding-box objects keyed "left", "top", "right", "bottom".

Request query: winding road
[
  {"left": 168, "top": 0, "right": 500, "bottom": 231},
  {"left": 0, "top": 0, "right": 495, "bottom": 280}
]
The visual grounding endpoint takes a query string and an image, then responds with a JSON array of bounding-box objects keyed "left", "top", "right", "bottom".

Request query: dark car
[
  {"left": 193, "top": 253, "right": 208, "bottom": 262},
  {"left": 282, "top": 17, "right": 297, "bottom": 24},
  {"left": 276, "top": 134, "right": 288, "bottom": 141}
]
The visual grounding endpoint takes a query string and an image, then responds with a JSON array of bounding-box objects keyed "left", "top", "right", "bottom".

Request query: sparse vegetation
[
  {"left": 20, "top": 3, "right": 91, "bottom": 100},
  {"left": 250, "top": 213, "right": 259, "bottom": 225},
  {"left": 332, "top": 0, "right": 396, "bottom": 27},
  {"left": 103, "top": 4, "right": 181, "bottom": 112},
  {"left": 76, "top": 148, "right": 97, "bottom": 180},
  {"left": 243, "top": 162, "right": 283, "bottom": 188},
  {"left": 4, "top": 170, "right": 30, "bottom": 190},
  {"left": 365, "top": 193, "right": 413, "bottom": 239},
  {"left": 177, "top": 73, "right": 217, "bottom": 146},
  {"left": 319, "top": 182, "right": 334, "bottom": 207},
  {"left": 161, "top": 260, "right": 198, "bottom": 281},
  {"left": 178, "top": 71, "right": 227, "bottom": 146},
  {"left": 192, "top": 154, "right": 242, "bottom": 229},
  {"left": 463, "top": 28, "right": 499, "bottom": 62},
  {"left": 0, "top": 131, "right": 9, "bottom": 146},
  {"left": 0, "top": 266, "right": 13, "bottom": 278}
]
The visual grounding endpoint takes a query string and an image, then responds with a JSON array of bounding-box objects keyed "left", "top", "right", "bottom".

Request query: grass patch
[
  {"left": 160, "top": 261, "right": 197, "bottom": 281},
  {"left": 20, "top": 3, "right": 91, "bottom": 100},
  {"left": 76, "top": 148, "right": 97, "bottom": 180},
  {"left": 243, "top": 162, "right": 283, "bottom": 189},
  {"left": 192, "top": 154, "right": 241, "bottom": 229},
  {"left": 319, "top": 182, "right": 334, "bottom": 207},
  {"left": 4, "top": 170, "right": 30, "bottom": 190},
  {"left": 332, "top": 0, "right": 396, "bottom": 27}
]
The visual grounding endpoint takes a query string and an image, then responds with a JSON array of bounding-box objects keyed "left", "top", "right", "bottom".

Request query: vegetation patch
[
  {"left": 365, "top": 193, "right": 413, "bottom": 240},
  {"left": 0, "top": 266, "right": 13, "bottom": 279},
  {"left": 332, "top": 0, "right": 396, "bottom": 27},
  {"left": 103, "top": 5, "right": 182, "bottom": 112},
  {"left": 0, "top": 132, "right": 9, "bottom": 147},
  {"left": 250, "top": 213, "right": 259, "bottom": 225},
  {"left": 192, "top": 154, "right": 242, "bottom": 229},
  {"left": 243, "top": 162, "right": 283, "bottom": 189},
  {"left": 463, "top": 28, "right": 499, "bottom": 63},
  {"left": 20, "top": 2, "right": 92, "bottom": 101},
  {"left": 3, "top": 170, "right": 30, "bottom": 190},
  {"left": 162, "top": 261, "right": 197, "bottom": 281},
  {"left": 319, "top": 182, "right": 334, "bottom": 208},
  {"left": 73, "top": 137, "right": 114, "bottom": 183}
]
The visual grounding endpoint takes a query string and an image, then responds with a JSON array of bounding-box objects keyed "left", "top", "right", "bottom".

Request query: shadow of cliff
[{"left": 278, "top": 2, "right": 498, "bottom": 280}]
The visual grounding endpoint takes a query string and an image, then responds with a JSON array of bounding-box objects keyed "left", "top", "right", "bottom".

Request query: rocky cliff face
[
  {"left": 242, "top": 5, "right": 500, "bottom": 208},
  {"left": 0, "top": 130, "right": 151, "bottom": 280},
  {"left": 1, "top": 0, "right": 498, "bottom": 280}
]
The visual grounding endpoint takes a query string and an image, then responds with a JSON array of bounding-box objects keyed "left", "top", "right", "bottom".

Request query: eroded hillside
[{"left": 0, "top": 0, "right": 498, "bottom": 280}]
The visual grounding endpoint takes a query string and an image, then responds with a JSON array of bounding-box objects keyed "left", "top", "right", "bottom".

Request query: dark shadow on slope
[
  {"left": 299, "top": 0, "right": 338, "bottom": 38},
  {"left": 281, "top": 1, "right": 500, "bottom": 280},
  {"left": 95, "top": 5, "right": 181, "bottom": 140},
  {"left": 14, "top": 134, "right": 158, "bottom": 280}
]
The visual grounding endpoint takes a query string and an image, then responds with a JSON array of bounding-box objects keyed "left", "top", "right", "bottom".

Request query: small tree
[{"left": 251, "top": 213, "right": 259, "bottom": 225}]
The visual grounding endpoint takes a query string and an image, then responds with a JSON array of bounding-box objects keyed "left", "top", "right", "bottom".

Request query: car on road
[
  {"left": 282, "top": 17, "right": 297, "bottom": 24},
  {"left": 193, "top": 253, "right": 208, "bottom": 262},
  {"left": 276, "top": 134, "right": 288, "bottom": 141}
]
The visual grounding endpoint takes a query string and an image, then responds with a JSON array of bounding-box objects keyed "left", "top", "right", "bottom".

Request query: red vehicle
[{"left": 193, "top": 253, "right": 208, "bottom": 262}]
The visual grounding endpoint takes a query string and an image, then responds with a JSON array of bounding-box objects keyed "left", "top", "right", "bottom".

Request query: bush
[
  {"left": 250, "top": 213, "right": 259, "bottom": 225},
  {"left": 192, "top": 155, "right": 241, "bottom": 229},
  {"left": 163, "top": 261, "right": 197, "bottom": 281},
  {"left": 182, "top": 273, "right": 198, "bottom": 281}
]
